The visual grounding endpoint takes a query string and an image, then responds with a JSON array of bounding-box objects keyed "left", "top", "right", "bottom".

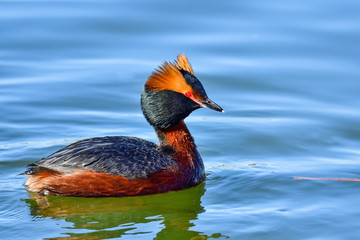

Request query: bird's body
[{"left": 24, "top": 55, "right": 222, "bottom": 197}]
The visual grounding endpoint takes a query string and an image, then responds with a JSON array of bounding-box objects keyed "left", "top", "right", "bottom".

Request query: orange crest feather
[
  {"left": 176, "top": 54, "right": 194, "bottom": 74},
  {"left": 145, "top": 54, "right": 195, "bottom": 93}
]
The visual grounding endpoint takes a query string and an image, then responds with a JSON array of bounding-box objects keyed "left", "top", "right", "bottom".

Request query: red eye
[{"left": 185, "top": 91, "right": 192, "bottom": 98}]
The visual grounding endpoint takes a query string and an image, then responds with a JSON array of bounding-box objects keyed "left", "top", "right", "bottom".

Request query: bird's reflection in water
[{"left": 24, "top": 183, "right": 228, "bottom": 239}]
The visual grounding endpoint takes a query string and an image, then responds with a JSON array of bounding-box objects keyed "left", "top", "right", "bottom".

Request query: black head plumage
[{"left": 141, "top": 55, "right": 223, "bottom": 130}]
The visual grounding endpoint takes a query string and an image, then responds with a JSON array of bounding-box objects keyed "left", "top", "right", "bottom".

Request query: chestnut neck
[{"left": 155, "top": 120, "right": 201, "bottom": 169}]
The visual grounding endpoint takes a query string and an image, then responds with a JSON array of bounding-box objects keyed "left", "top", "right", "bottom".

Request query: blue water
[{"left": 1, "top": 0, "right": 360, "bottom": 239}]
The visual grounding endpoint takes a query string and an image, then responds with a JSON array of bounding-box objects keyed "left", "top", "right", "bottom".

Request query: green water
[{"left": 1, "top": 0, "right": 360, "bottom": 239}]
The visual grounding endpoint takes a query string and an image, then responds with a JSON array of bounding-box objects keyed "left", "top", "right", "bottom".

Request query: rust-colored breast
[{"left": 25, "top": 168, "right": 194, "bottom": 197}]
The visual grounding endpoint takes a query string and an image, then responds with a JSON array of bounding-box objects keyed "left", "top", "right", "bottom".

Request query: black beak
[{"left": 201, "top": 98, "right": 224, "bottom": 112}]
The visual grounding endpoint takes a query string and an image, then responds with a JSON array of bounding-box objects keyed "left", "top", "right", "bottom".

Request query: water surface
[{"left": 1, "top": 0, "right": 360, "bottom": 239}]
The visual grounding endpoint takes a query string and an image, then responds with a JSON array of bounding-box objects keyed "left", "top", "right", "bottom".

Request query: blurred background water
[{"left": 1, "top": 0, "right": 360, "bottom": 239}]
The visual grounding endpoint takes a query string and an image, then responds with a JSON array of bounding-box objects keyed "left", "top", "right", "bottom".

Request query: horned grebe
[{"left": 24, "top": 55, "right": 223, "bottom": 197}]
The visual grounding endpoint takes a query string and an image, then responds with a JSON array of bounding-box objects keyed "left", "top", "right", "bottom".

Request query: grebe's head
[{"left": 141, "top": 54, "right": 223, "bottom": 130}]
